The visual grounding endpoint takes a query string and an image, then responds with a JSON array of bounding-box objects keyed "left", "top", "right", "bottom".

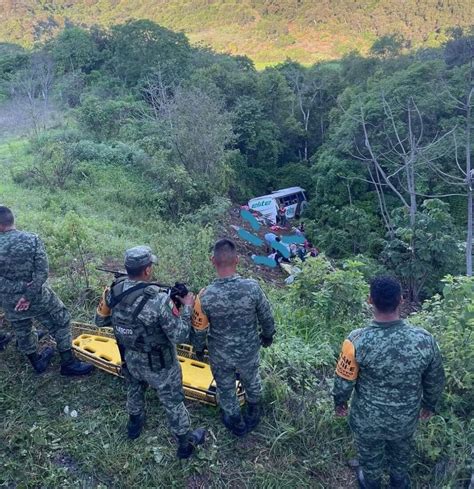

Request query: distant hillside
[{"left": 0, "top": 0, "right": 472, "bottom": 65}]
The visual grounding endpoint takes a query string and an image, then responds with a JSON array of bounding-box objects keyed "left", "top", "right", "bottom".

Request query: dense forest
[
  {"left": 1, "top": 0, "right": 473, "bottom": 64},
  {"left": 0, "top": 19, "right": 473, "bottom": 488},
  {"left": 1, "top": 21, "right": 473, "bottom": 300}
]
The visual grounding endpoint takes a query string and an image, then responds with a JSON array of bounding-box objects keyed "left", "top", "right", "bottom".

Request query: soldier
[
  {"left": 0, "top": 206, "right": 93, "bottom": 375},
  {"left": 333, "top": 276, "right": 445, "bottom": 489},
  {"left": 191, "top": 238, "right": 275, "bottom": 436},
  {"left": 95, "top": 246, "right": 206, "bottom": 459}
]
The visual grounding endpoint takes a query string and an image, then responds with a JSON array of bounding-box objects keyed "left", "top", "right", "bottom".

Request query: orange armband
[
  {"left": 335, "top": 339, "right": 359, "bottom": 381},
  {"left": 96, "top": 287, "right": 112, "bottom": 318},
  {"left": 191, "top": 293, "right": 209, "bottom": 331}
]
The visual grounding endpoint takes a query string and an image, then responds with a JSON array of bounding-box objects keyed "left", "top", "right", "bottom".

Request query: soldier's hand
[
  {"left": 260, "top": 334, "right": 273, "bottom": 348},
  {"left": 14, "top": 297, "right": 31, "bottom": 312},
  {"left": 178, "top": 292, "right": 195, "bottom": 307},
  {"left": 335, "top": 404, "right": 348, "bottom": 417},
  {"left": 419, "top": 408, "right": 433, "bottom": 420}
]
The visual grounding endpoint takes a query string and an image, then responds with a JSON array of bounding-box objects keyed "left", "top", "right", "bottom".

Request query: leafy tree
[
  {"left": 232, "top": 96, "right": 280, "bottom": 170},
  {"left": 381, "top": 200, "right": 462, "bottom": 301},
  {"left": 278, "top": 61, "right": 341, "bottom": 161},
  {"left": 145, "top": 85, "right": 236, "bottom": 195},
  {"left": 256, "top": 68, "right": 301, "bottom": 163},
  {"left": 11, "top": 50, "right": 55, "bottom": 136},
  {"left": 108, "top": 20, "right": 191, "bottom": 87},
  {"left": 48, "top": 27, "right": 102, "bottom": 74},
  {"left": 370, "top": 34, "right": 408, "bottom": 58},
  {"left": 76, "top": 96, "right": 145, "bottom": 141},
  {"left": 444, "top": 27, "right": 474, "bottom": 67},
  {"left": 0, "top": 43, "right": 28, "bottom": 89}
]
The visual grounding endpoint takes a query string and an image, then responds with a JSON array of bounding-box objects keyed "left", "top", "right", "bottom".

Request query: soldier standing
[
  {"left": 0, "top": 206, "right": 93, "bottom": 375},
  {"left": 333, "top": 276, "right": 445, "bottom": 489},
  {"left": 95, "top": 246, "right": 206, "bottom": 459},
  {"left": 191, "top": 238, "right": 275, "bottom": 436}
]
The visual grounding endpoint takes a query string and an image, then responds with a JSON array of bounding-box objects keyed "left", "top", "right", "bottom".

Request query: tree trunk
[
  {"left": 466, "top": 85, "right": 473, "bottom": 275},
  {"left": 467, "top": 188, "right": 472, "bottom": 276}
]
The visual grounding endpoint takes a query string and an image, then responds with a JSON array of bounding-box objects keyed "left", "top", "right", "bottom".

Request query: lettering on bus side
[{"left": 251, "top": 200, "right": 272, "bottom": 208}]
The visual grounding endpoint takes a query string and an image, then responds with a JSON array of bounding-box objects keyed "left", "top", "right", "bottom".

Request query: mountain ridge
[{"left": 0, "top": 0, "right": 472, "bottom": 65}]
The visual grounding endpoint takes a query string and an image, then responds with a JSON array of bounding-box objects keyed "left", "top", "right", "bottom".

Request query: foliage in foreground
[{"left": 1, "top": 254, "right": 472, "bottom": 488}]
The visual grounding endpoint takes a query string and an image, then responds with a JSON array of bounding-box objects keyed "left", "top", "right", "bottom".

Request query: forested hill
[{"left": 0, "top": 0, "right": 473, "bottom": 65}]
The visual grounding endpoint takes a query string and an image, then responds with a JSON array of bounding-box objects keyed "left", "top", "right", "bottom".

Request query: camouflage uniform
[
  {"left": 95, "top": 248, "right": 193, "bottom": 437},
  {"left": 0, "top": 229, "right": 72, "bottom": 354},
  {"left": 192, "top": 274, "right": 275, "bottom": 417},
  {"left": 333, "top": 320, "right": 445, "bottom": 485}
]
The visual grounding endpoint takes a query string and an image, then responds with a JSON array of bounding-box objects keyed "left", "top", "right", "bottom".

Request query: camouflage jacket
[
  {"left": 191, "top": 274, "right": 275, "bottom": 362},
  {"left": 0, "top": 229, "right": 55, "bottom": 320},
  {"left": 94, "top": 278, "right": 192, "bottom": 352},
  {"left": 333, "top": 319, "right": 445, "bottom": 438}
]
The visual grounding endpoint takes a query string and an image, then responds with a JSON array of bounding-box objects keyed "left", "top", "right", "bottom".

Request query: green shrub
[
  {"left": 411, "top": 276, "right": 474, "bottom": 417},
  {"left": 262, "top": 335, "right": 334, "bottom": 393},
  {"left": 283, "top": 256, "right": 370, "bottom": 344}
]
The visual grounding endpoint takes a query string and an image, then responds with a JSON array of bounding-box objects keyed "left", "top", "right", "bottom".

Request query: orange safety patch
[
  {"left": 191, "top": 293, "right": 209, "bottom": 331},
  {"left": 96, "top": 287, "right": 112, "bottom": 318},
  {"left": 335, "top": 339, "right": 359, "bottom": 381}
]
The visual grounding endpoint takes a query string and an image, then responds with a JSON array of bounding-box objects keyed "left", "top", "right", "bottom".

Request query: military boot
[
  {"left": 243, "top": 401, "right": 262, "bottom": 432},
  {"left": 28, "top": 347, "right": 55, "bottom": 373},
  {"left": 127, "top": 413, "right": 146, "bottom": 440},
  {"left": 221, "top": 411, "right": 247, "bottom": 437},
  {"left": 176, "top": 428, "right": 207, "bottom": 459},
  {"left": 356, "top": 468, "right": 382, "bottom": 489},
  {"left": 0, "top": 332, "right": 12, "bottom": 351},
  {"left": 389, "top": 474, "right": 411, "bottom": 489},
  {"left": 59, "top": 350, "right": 94, "bottom": 376}
]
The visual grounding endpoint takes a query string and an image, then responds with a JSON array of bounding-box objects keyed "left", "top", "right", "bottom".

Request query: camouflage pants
[
  {"left": 0, "top": 331, "right": 11, "bottom": 350},
  {"left": 9, "top": 304, "right": 72, "bottom": 355},
  {"left": 210, "top": 354, "right": 262, "bottom": 417},
  {"left": 354, "top": 433, "right": 414, "bottom": 483},
  {"left": 125, "top": 351, "right": 190, "bottom": 437}
]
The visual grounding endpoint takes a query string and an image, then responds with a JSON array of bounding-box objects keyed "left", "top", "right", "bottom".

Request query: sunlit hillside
[{"left": 0, "top": 0, "right": 473, "bottom": 65}]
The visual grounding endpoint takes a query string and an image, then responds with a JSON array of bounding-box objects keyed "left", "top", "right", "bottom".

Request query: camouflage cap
[{"left": 124, "top": 246, "right": 158, "bottom": 268}]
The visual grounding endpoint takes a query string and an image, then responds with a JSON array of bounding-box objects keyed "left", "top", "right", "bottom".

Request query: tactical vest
[{"left": 109, "top": 277, "right": 170, "bottom": 355}]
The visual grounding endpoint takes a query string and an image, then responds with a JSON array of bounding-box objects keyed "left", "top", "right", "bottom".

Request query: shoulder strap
[
  {"left": 109, "top": 280, "right": 150, "bottom": 308},
  {"left": 132, "top": 288, "right": 156, "bottom": 321}
]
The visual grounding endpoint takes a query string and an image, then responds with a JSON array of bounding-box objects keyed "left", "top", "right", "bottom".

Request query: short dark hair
[
  {"left": 0, "top": 206, "right": 14, "bottom": 226},
  {"left": 370, "top": 276, "right": 402, "bottom": 313},
  {"left": 125, "top": 263, "right": 151, "bottom": 278},
  {"left": 213, "top": 238, "right": 237, "bottom": 266}
]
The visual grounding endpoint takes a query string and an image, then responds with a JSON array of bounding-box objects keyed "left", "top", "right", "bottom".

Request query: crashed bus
[{"left": 248, "top": 187, "right": 308, "bottom": 224}]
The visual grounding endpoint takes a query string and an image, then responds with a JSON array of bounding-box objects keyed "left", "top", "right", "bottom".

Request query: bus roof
[{"left": 248, "top": 187, "right": 306, "bottom": 202}]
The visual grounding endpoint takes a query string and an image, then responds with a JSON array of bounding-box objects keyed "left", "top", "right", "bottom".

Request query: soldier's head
[
  {"left": 212, "top": 238, "right": 238, "bottom": 275},
  {"left": 0, "top": 206, "right": 15, "bottom": 232},
  {"left": 369, "top": 276, "right": 402, "bottom": 316},
  {"left": 124, "top": 246, "right": 158, "bottom": 281}
]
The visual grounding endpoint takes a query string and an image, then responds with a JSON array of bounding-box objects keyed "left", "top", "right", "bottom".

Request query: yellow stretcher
[{"left": 71, "top": 322, "right": 245, "bottom": 406}]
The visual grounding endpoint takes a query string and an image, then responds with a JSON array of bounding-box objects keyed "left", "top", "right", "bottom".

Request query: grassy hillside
[
  {"left": 0, "top": 135, "right": 472, "bottom": 488},
  {"left": 0, "top": 0, "right": 473, "bottom": 65}
]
